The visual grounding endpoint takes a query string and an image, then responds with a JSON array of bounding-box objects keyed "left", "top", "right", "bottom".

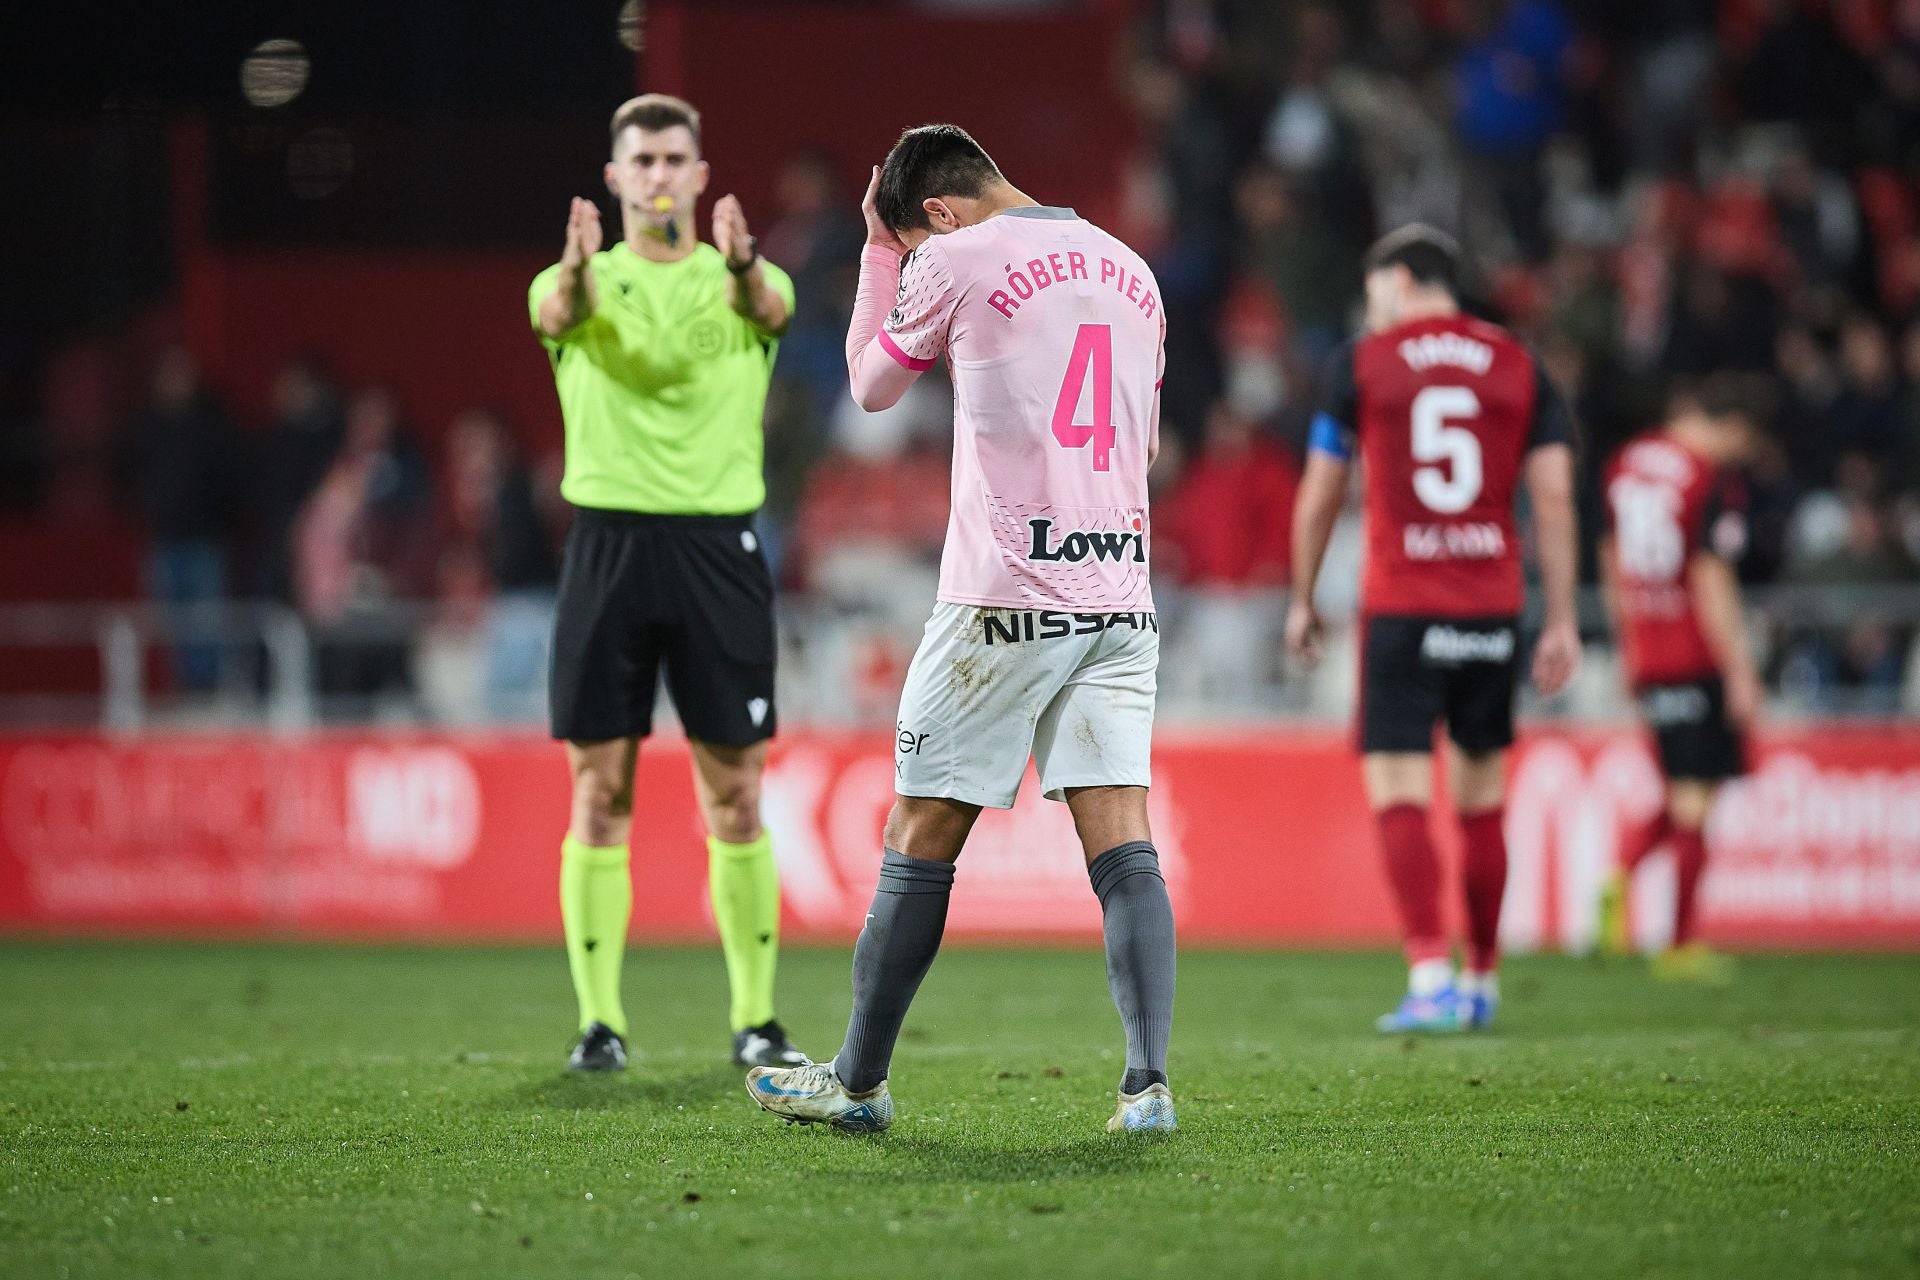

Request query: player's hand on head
[
  {"left": 861, "top": 165, "right": 908, "bottom": 256},
  {"left": 1285, "top": 599, "right": 1324, "bottom": 667},
  {"left": 563, "top": 197, "right": 602, "bottom": 268},
  {"left": 1530, "top": 619, "right": 1580, "bottom": 697}
]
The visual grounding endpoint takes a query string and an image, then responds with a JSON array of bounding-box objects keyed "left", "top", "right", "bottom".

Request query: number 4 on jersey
[{"left": 1052, "top": 323, "right": 1115, "bottom": 472}]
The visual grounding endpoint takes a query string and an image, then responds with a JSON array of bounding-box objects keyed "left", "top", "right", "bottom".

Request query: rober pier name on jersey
[{"left": 988, "top": 254, "right": 1160, "bottom": 321}]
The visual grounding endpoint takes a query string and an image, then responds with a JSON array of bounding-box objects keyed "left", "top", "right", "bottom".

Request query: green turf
[{"left": 2, "top": 943, "right": 1917, "bottom": 1279}]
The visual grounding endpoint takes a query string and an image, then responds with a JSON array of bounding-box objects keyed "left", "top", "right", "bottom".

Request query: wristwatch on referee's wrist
[{"left": 726, "top": 236, "right": 759, "bottom": 274}]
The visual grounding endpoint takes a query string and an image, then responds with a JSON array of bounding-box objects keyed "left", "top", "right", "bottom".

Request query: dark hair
[
  {"left": 1363, "top": 223, "right": 1461, "bottom": 295},
  {"left": 610, "top": 94, "right": 701, "bottom": 150},
  {"left": 1682, "top": 371, "right": 1774, "bottom": 430},
  {"left": 876, "top": 124, "right": 1003, "bottom": 232}
]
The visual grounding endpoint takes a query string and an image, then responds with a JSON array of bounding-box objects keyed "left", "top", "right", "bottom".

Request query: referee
[{"left": 529, "top": 94, "right": 807, "bottom": 1073}]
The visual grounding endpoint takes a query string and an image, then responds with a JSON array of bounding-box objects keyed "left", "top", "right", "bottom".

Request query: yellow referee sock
[
  {"left": 708, "top": 832, "right": 780, "bottom": 1031},
  {"left": 560, "top": 836, "right": 631, "bottom": 1038}
]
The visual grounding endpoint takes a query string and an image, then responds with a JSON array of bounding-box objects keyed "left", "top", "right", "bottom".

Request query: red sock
[
  {"left": 1375, "top": 804, "right": 1447, "bottom": 964},
  {"left": 1620, "top": 809, "right": 1673, "bottom": 874},
  {"left": 1459, "top": 807, "right": 1507, "bottom": 973},
  {"left": 1671, "top": 825, "right": 1708, "bottom": 945}
]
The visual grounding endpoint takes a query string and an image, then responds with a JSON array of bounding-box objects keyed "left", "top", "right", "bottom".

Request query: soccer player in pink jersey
[{"left": 747, "top": 125, "right": 1176, "bottom": 1134}]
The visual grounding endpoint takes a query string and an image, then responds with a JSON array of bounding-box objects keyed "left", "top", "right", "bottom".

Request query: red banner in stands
[{"left": 1, "top": 729, "right": 1917, "bottom": 949}]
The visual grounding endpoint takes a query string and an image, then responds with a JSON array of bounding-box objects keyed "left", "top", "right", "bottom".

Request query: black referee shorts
[{"left": 549, "top": 508, "right": 777, "bottom": 746}]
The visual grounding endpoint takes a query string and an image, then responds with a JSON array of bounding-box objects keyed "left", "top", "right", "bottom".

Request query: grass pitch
[{"left": 2, "top": 942, "right": 1916, "bottom": 1279}]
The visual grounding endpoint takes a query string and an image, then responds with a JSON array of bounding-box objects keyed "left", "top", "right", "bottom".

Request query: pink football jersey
[{"left": 849, "top": 208, "right": 1165, "bottom": 610}]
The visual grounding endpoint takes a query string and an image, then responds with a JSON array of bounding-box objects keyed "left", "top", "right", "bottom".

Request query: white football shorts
[{"left": 892, "top": 601, "right": 1158, "bottom": 808}]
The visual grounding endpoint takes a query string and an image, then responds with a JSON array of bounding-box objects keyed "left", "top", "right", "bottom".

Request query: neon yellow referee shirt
[{"left": 529, "top": 242, "right": 795, "bottom": 515}]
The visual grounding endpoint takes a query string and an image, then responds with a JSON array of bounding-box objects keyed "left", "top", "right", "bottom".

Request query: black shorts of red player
[
  {"left": 1359, "top": 615, "right": 1519, "bottom": 755},
  {"left": 1639, "top": 677, "right": 1748, "bottom": 782}
]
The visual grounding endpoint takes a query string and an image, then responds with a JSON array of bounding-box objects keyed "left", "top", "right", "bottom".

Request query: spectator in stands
[
  {"left": 1784, "top": 498, "right": 1917, "bottom": 706},
  {"left": 439, "top": 407, "right": 559, "bottom": 721},
  {"left": 759, "top": 151, "right": 864, "bottom": 571},
  {"left": 1829, "top": 317, "right": 1908, "bottom": 486},
  {"left": 293, "top": 385, "right": 434, "bottom": 716},
  {"left": 1735, "top": 0, "right": 1871, "bottom": 131},
  {"left": 760, "top": 150, "right": 863, "bottom": 415},
  {"left": 117, "top": 344, "right": 240, "bottom": 692},
  {"left": 1235, "top": 160, "right": 1356, "bottom": 367},
  {"left": 1769, "top": 143, "right": 1864, "bottom": 303},
  {"left": 1661, "top": 261, "right": 1779, "bottom": 378},
  {"left": 1899, "top": 319, "right": 1920, "bottom": 486},
  {"left": 1452, "top": 0, "right": 1575, "bottom": 263},
  {"left": 1121, "top": 51, "right": 1236, "bottom": 442},
  {"left": 1774, "top": 323, "right": 1843, "bottom": 482},
  {"left": 1156, "top": 400, "right": 1298, "bottom": 705},
  {"left": 0, "top": 338, "right": 43, "bottom": 511},
  {"left": 1874, "top": 0, "right": 1920, "bottom": 160},
  {"left": 250, "top": 355, "right": 344, "bottom": 602},
  {"left": 1544, "top": 241, "right": 1621, "bottom": 370}
]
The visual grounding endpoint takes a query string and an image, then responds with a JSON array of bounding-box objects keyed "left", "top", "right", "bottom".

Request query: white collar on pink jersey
[{"left": 997, "top": 205, "right": 1078, "bottom": 220}]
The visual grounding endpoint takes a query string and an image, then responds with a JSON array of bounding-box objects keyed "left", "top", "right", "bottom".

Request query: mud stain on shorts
[{"left": 949, "top": 652, "right": 990, "bottom": 701}]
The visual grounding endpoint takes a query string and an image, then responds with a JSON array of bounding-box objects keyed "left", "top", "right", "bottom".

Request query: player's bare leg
[
  {"left": 1600, "top": 776, "right": 1681, "bottom": 957},
  {"left": 690, "top": 739, "right": 805, "bottom": 1067},
  {"left": 1067, "top": 786, "right": 1177, "bottom": 1133},
  {"left": 1651, "top": 780, "right": 1733, "bottom": 983},
  {"left": 561, "top": 737, "right": 639, "bottom": 1070},
  {"left": 1599, "top": 782, "right": 1675, "bottom": 957},
  {"left": 1449, "top": 745, "right": 1508, "bottom": 1028},
  {"left": 747, "top": 795, "right": 977, "bottom": 1131},
  {"left": 1364, "top": 752, "right": 1465, "bottom": 1032}
]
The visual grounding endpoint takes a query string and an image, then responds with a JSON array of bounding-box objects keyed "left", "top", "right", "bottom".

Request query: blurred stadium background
[{"left": 1, "top": 0, "right": 1917, "bottom": 954}]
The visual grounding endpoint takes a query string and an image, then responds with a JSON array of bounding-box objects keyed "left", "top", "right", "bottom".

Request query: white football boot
[
  {"left": 746, "top": 1060, "right": 893, "bottom": 1132},
  {"left": 1107, "top": 1082, "right": 1177, "bottom": 1133}
]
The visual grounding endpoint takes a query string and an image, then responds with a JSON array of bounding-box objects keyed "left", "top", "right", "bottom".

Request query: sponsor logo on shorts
[
  {"left": 1641, "top": 684, "right": 1711, "bottom": 727},
  {"left": 1420, "top": 624, "right": 1514, "bottom": 665},
  {"left": 1024, "top": 518, "right": 1147, "bottom": 565},
  {"left": 981, "top": 611, "right": 1159, "bottom": 645},
  {"left": 896, "top": 725, "right": 932, "bottom": 756}
]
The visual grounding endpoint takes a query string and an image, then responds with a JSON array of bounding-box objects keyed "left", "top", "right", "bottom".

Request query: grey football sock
[
  {"left": 1087, "top": 841, "right": 1176, "bottom": 1095},
  {"left": 832, "top": 849, "right": 955, "bottom": 1093}
]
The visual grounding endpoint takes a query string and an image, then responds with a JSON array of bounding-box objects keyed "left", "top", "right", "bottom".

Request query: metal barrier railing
[{"left": 2, "top": 584, "right": 1919, "bottom": 731}]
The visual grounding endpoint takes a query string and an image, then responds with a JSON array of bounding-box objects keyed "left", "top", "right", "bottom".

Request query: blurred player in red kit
[
  {"left": 1289, "top": 226, "right": 1581, "bottom": 1033},
  {"left": 1595, "top": 375, "right": 1764, "bottom": 984}
]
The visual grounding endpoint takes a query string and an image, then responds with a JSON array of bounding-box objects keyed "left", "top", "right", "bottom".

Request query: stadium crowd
[{"left": 55, "top": 0, "right": 1920, "bottom": 721}]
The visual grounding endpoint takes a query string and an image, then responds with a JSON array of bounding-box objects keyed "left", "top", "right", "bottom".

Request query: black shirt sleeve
[
  {"left": 1308, "top": 340, "right": 1361, "bottom": 459},
  {"left": 1316, "top": 340, "right": 1359, "bottom": 430},
  {"left": 1695, "top": 468, "right": 1750, "bottom": 563},
  {"left": 1526, "top": 358, "right": 1577, "bottom": 451}
]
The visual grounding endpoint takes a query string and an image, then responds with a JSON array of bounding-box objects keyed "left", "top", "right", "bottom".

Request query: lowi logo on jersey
[
  {"left": 760, "top": 744, "right": 1188, "bottom": 936},
  {"left": 1024, "top": 516, "right": 1147, "bottom": 564}
]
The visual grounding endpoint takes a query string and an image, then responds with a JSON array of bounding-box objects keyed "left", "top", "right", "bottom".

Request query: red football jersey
[
  {"left": 1603, "top": 430, "right": 1746, "bottom": 688},
  {"left": 1314, "top": 314, "right": 1573, "bottom": 617}
]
